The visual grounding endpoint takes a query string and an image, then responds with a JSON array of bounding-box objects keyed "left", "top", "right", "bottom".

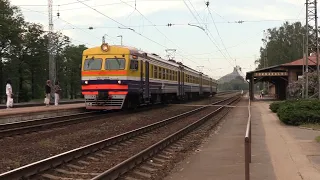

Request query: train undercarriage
[{"left": 84, "top": 91, "right": 216, "bottom": 111}]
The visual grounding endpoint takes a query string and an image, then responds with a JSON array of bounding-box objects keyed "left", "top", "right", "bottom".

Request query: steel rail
[
  {"left": 0, "top": 103, "right": 169, "bottom": 138},
  {"left": 92, "top": 95, "right": 241, "bottom": 180},
  {"left": 0, "top": 94, "right": 239, "bottom": 180},
  {"left": 0, "top": 92, "right": 235, "bottom": 139},
  {"left": 0, "top": 112, "right": 101, "bottom": 138}
]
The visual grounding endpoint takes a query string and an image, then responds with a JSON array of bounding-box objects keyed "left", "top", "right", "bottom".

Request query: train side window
[
  {"left": 159, "top": 67, "right": 162, "bottom": 79},
  {"left": 154, "top": 66, "right": 158, "bottom": 78},
  {"left": 150, "top": 65, "right": 153, "bottom": 78},
  {"left": 162, "top": 68, "right": 166, "bottom": 80},
  {"left": 130, "top": 59, "right": 139, "bottom": 70}
]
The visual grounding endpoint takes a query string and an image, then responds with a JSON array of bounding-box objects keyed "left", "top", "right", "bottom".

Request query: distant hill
[
  {"left": 218, "top": 66, "right": 246, "bottom": 84},
  {"left": 217, "top": 66, "right": 248, "bottom": 91}
]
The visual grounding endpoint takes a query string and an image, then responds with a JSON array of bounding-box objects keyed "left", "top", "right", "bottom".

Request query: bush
[
  {"left": 269, "top": 100, "right": 297, "bottom": 113},
  {"left": 276, "top": 99, "right": 320, "bottom": 125},
  {"left": 269, "top": 101, "right": 283, "bottom": 113}
]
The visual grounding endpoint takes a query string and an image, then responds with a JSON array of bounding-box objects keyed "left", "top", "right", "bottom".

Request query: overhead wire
[
  {"left": 182, "top": 0, "right": 235, "bottom": 67},
  {"left": 17, "top": 6, "right": 100, "bottom": 46},
  {"left": 118, "top": 0, "right": 217, "bottom": 70},
  {"left": 75, "top": 0, "right": 211, "bottom": 68},
  {"left": 207, "top": 6, "right": 235, "bottom": 65}
]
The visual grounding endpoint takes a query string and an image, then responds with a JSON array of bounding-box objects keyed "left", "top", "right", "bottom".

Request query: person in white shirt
[
  {"left": 6, "top": 79, "right": 13, "bottom": 109},
  {"left": 54, "top": 81, "right": 61, "bottom": 106}
]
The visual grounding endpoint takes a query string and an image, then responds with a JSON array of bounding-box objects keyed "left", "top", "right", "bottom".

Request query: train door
[
  {"left": 181, "top": 70, "right": 185, "bottom": 97},
  {"left": 140, "top": 60, "right": 144, "bottom": 94},
  {"left": 144, "top": 61, "right": 150, "bottom": 101},
  {"left": 210, "top": 78, "right": 213, "bottom": 94},
  {"left": 199, "top": 73, "right": 203, "bottom": 95},
  {"left": 178, "top": 70, "right": 182, "bottom": 97}
]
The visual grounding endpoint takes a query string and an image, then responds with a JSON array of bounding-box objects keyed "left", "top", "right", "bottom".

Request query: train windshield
[
  {"left": 83, "top": 58, "right": 102, "bottom": 70},
  {"left": 105, "top": 58, "right": 125, "bottom": 70}
]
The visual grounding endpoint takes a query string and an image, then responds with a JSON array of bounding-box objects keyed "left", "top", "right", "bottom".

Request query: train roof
[{"left": 85, "top": 44, "right": 217, "bottom": 81}]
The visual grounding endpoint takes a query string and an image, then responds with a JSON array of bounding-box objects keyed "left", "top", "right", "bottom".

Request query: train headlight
[
  {"left": 118, "top": 80, "right": 121, "bottom": 84},
  {"left": 85, "top": 81, "right": 88, "bottom": 84},
  {"left": 101, "top": 43, "right": 109, "bottom": 52}
]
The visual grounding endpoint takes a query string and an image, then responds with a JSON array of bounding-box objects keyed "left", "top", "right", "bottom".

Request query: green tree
[
  {"left": 0, "top": 0, "right": 88, "bottom": 103},
  {"left": 255, "top": 21, "right": 317, "bottom": 69},
  {"left": 0, "top": 0, "right": 25, "bottom": 101},
  {"left": 57, "top": 44, "right": 86, "bottom": 99}
]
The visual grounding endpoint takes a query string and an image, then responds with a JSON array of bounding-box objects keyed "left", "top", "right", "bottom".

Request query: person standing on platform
[
  {"left": 6, "top": 79, "right": 13, "bottom": 109},
  {"left": 54, "top": 81, "right": 61, "bottom": 106},
  {"left": 45, "top": 80, "right": 51, "bottom": 106}
]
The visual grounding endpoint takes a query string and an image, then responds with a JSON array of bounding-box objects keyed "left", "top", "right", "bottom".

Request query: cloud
[
  {"left": 281, "top": 0, "right": 304, "bottom": 6},
  {"left": 227, "top": 5, "right": 296, "bottom": 20}
]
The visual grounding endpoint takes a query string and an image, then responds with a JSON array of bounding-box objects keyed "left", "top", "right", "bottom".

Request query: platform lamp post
[{"left": 302, "top": 34, "right": 305, "bottom": 99}]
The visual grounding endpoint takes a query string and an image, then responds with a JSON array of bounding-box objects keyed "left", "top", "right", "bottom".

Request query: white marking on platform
[{"left": 172, "top": 104, "right": 248, "bottom": 108}]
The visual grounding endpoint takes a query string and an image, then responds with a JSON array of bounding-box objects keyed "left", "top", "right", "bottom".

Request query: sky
[{"left": 10, "top": 0, "right": 305, "bottom": 80}]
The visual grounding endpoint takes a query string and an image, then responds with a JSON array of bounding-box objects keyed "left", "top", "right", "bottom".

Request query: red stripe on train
[{"left": 82, "top": 84, "right": 128, "bottom": 90}]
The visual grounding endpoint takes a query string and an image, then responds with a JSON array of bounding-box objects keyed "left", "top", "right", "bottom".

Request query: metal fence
[{"left": 244, "top": 98, "right": 251, "bottom": 180}]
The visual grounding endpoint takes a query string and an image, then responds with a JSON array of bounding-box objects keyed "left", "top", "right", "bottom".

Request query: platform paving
[
  {"left": 0, "top": 103, "right": 85, "bottom": 124},
  {"left": 164, "top": 97, "right": 252, "bottom": 180},
  {"left": 165, "top": 96, "right": 320, "bottom": 180},
  {"left": 164, "top": 98, "right": 320, "bottom": 180},
  {"left": 254, "top": 101, "right": 320, "bottom": 180}
]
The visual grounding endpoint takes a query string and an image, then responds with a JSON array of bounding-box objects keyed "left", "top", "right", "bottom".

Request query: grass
[
  {"left": 315, "top": 136, "right": 320, "bottom": 143},
  {"left": 300, "top": 123, "right": 320, "bottom": 130}
]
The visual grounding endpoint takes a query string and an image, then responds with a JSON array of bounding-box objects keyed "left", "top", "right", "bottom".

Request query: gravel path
[{"left": 0, "top": 96, "right": 227, "bottom": 173}]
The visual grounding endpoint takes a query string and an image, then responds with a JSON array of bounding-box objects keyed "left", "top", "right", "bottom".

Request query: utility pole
[
  {"left": 263, "top": 30, "right": 269, "bottom": 92},
  {"left": 305, "top": 0, "right": 319, "bottom": 98},
  {"left": 48, "top": 0, "right": 56, "bottom": 93},
  {"left": 315, "top": 0, "right": 320, "bottom": 100},
  {"left": 302, "top": 35, "right": 305, "bottom": 98}
]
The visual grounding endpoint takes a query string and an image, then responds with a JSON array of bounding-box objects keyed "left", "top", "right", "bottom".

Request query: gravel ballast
[{"left": 0, "top": 96, "right": 229, "bottom": 173}]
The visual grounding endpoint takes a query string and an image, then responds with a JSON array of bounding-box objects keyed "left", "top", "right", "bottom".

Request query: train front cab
[{"left": 81, "top": 44, "right": 131, "bottom": 110}]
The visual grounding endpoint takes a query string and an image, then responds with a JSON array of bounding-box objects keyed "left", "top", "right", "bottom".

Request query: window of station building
[{"left": 84, "top": 58, "right": 102, "bottom": 70}]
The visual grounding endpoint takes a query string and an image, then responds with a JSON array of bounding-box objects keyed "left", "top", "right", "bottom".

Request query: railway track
[
  {"left": 0, "top": 103, "right": 167, "bottom": 139},
  {"left": 0, "top": 92, "right": 235, "bottom": 139},
  {"left": 0, "top": 93, "right": 241, "bottom": 180}
]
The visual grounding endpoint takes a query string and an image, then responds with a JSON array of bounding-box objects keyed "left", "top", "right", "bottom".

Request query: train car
[{"left": 81, "top": 43, "right": 218, "bottom": 110}]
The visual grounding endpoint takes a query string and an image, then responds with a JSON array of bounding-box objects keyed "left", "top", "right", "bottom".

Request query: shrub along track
[
  {"left": 0, "top": 93, "right": 234, "bottom": 174},
  {"left": 0, "top": 94, "right": 241, "bottom": 179}
]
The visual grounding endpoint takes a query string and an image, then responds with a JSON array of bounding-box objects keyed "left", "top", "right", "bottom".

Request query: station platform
[
  {"left": 164, "top": 97, "right": 320, "bottom": 180},
  {"left": 0, "top": 99, "right": 84, "bottom": 109},
  {"left": 0, "top": 103, "right": 85, "bottom": 124}
]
